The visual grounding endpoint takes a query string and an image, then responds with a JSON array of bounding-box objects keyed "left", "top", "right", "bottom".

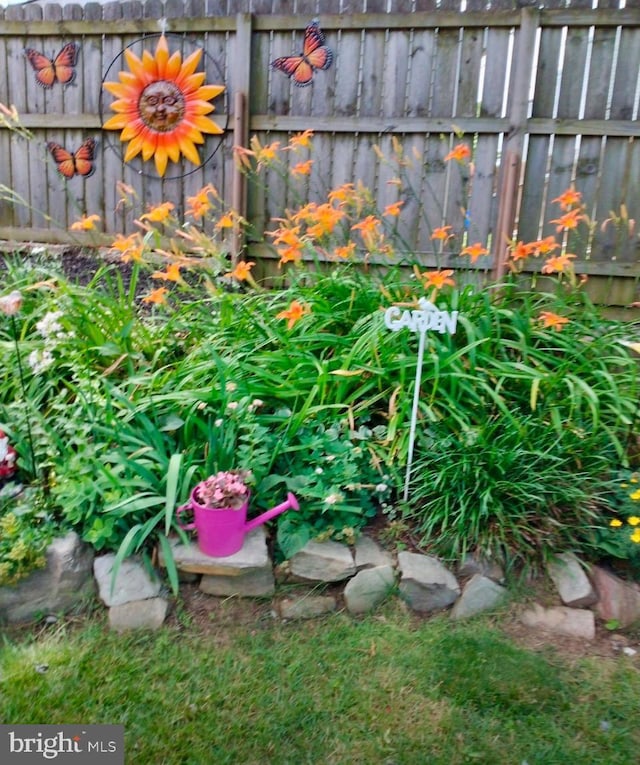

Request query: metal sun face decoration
[{"left": 102, "top": 35, "right": 225, "bottom": 177}]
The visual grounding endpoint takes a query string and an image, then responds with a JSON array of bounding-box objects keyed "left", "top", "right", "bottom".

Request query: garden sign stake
[{"left": 384, "top": 298, "right": 459, "bottom": 502}]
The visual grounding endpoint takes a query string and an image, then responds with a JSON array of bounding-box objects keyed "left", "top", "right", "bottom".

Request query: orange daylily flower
[
  {"left": 268, "top": 225, "right": 303, "bottom": 247},
  {"left": 352, "top": 215, "right": 382, "bottom": 249},
  {"left": 383, "top": 200, "right": 404, "bottom": 217},
  {"left": 224, "top": 260, "right": 255, "bottom": 281},
  {"left": 538, "top": 311, "right": 570, "bottom": 331},
  {"left": 431, "top": 225, "right": 453, "bottom": 242},
  {"left": 509, "top": 240, "right": 536, "bottom": 262},
  {"left": 186, "top": 184, "right": 218, "bottom": 219},
  {"left": 139, "top": 202, "right": 175, "bottom": 224},
  {"left": 420, "top": 269, "right": 456, "bottom": 289},
  {"left": 541, "top": 253, "right": 576, "bottom": 274},
  {"left": 103, "top": 35, "right": 225, "bottom": 177},
  {"left": 550, "top": 208, "right": 586, "bottom": 231},
  {"left": 306, "top": 204, "right": 346, "bottom": 239},
  {"left": 152, "top": 262, "right": 183, "bottom": 282},
  {"left": 142, "top": 287, "right": 169, "bottom": 305},
  {"left": 328, "top": 183, "right": 356, "bottom": 206},
  {"left": 291, "top": 159, "right": 314, "bottom": 176},
  {"left": 460, "top": 242, "right": 489, "bottom": 263},
  {"left": 110, "top": 233, "right": 145, "bottom": 263},
  {"left": 249, "top": 135, "right": 281, "bottom": 168},
  {"left": 333, "top": 243, "right": 356, "bottom": 259},
  {"left": 276, "top": 300, "right": 310, "bottom": 329},
  {"left": 531, "top": 236, "right": 560, "bottom": 256},
  {"left": 444, "top": 143, "right": 471, "bottom": 162},
  {"left": 215, "top": 213, "right": 235, "bottom": 230},
  {"left": 289, "top": 129, "right": 314, "bottom": 150},
  {"left": 552, "top": 187, "right": 582, "bottom": 210},
  {"left": 70, "top": 214, "right": 101, "bottom": 231},
  {"left": 278, "top": 246, "right": 304, "bottom": 266}
]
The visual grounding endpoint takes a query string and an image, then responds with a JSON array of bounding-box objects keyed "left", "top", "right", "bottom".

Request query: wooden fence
[{"left": 1, "top": 0, "right": 640, "bottom": 307}]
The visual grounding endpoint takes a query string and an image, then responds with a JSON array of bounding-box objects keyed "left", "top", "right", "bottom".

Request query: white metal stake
[{"left": 403, "top": 328, "right": 427, "bottom": 502}]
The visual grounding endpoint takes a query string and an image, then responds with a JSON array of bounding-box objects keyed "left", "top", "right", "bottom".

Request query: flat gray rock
[
  {"left": 200, "top": 567, "right": 275, "bottom": 597},
  {"left": 520, "top": 603, "right": 595, "bottom": 640},
  {"left": 94, "top": 554, "right": 161, "bottom": 607},
  {"left": 278, "top": 594, "right": 337, "bottom": 620},
  {"left": 108, "top": 597, "right": 168, "bottom": 632},
  {"left": 547, "top": 552, "right": 597, "bottom": 608},
  {"left": 289, "top": 539, "right": 356, "bottom": 582},
  {"left": 398, "top": 552, "right": 460, "bottom": 613},
  {"left": 451, "top": 574, "right": 507, "bottom": 620},
  {"left": 354, "top": 536, "right": 394, "bottom": 570},
  {"left": 0, "top": 532, "right": 95, "bottom": 623},
  {"left": 457, "top": 553, "right": 504, "bottom": 583},
  {"left": 344, "top": 565, "right": 395, "bottom": 614},
  {"left": 159, "top": 527, "right": 270, "bottom": 576}
]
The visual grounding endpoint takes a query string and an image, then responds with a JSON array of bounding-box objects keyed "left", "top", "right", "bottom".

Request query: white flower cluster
[{"left": 28, "top": 310, "right": 73, "bottom": 375}]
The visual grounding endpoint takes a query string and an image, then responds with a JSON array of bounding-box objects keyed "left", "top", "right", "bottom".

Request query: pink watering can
[{"left": 176, "top": 487, "right": 299, "bottom": 557}]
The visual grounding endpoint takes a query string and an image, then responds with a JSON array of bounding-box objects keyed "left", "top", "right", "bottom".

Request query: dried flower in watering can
[{"left": 195, "top": 470, "right": 251, "bottom": 510}]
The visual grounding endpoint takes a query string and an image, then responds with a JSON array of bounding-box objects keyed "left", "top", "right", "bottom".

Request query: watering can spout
[{"left": 244, "top": 492, "right": 299, "bottom": 533}]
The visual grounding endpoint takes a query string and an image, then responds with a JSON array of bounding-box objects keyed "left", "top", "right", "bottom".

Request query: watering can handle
[{"left": 175, "top": 502, "right": 196, "bottom": 531}]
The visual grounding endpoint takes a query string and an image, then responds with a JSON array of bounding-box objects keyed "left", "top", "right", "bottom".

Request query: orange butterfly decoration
[
  {"left": 271, "top": 20, "right": 333, "bottom": 87},
  {"left": 47, "top": 137, "right": 96, "bottom": 179},
  {"left": 24, "top": 42, "right": 79, "bottom": 89}
]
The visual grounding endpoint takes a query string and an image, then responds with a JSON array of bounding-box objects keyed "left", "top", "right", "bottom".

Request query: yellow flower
[
  {"left": 630, "top": 489, "right": 640, "bottom": 500},
  {"left": 69, "top": 213, "right": 101, "bottom": 231},
  {"left": 631, "top": 528, "right": 640, "bottom": 544},
  {"left": 610, "top": 519, "right": 623, "bottom": 527},
  {"left": 628, "top": 516, "right": 640, "bottom": 526},
  {"left": 289, "top": 129, "right": 314, "bottom": 150},
  {"left": 103, "top": 35, "right": 225, "bottom": 177},
  {"left": 276, "top": 300, "right": 310, "bottom": 329},
  {"left": 139, "top": 201, "right": 175, "bottom": 224},
  {"left": 215, "top": 213, "right": 235, "bottom": 230}
]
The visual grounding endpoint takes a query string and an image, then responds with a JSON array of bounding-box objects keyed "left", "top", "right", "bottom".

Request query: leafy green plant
[
  {"left": 0, "top": 486, "right": 62, "bottom": 585},
  {"left": 265, "top": 416, "right": 394, "bottom": 557},
  {"left": 591, "top": 470, "right": 640, "bottom": 576},
  {"left": 406, "top": 414, "right": 614, "bottom": 569}
]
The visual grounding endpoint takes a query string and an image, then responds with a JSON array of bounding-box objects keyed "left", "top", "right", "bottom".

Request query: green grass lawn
[{"left": 1, "top": 602, "right": 639, "bottom": 765}]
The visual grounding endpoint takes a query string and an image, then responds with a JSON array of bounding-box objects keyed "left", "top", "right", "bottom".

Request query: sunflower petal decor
[{"left": 102, "top": 35, "right": 225, "bottom": 177}]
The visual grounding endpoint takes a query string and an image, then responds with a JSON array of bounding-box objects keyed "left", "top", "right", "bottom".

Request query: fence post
[
  {"left": 231, "top": 12, "right": 252, "bottom": 263},
  {"left": 492, "top": 7, "right": 539, "bottom": 281}
]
